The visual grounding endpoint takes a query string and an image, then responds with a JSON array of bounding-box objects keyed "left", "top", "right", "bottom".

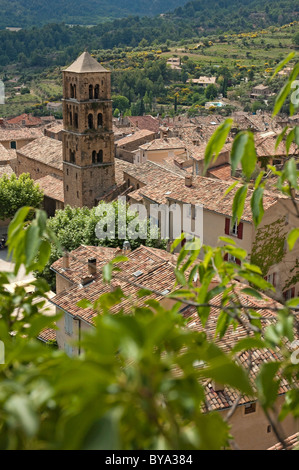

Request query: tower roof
[{"left": 64, "top": 52, "right": 109, "bottom": 74}]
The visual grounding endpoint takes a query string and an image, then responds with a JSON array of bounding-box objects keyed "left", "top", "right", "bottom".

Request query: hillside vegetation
[{"left": 0, "top": 0, "right": 188, "bottom": 28}]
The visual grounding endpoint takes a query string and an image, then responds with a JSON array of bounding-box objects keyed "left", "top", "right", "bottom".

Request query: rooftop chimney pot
[
  {"left": 62, "top": 251, "right": 70, "bottom": 269},
  {"left": 88, "top": 258, "right": 97, "bottom": 275},
  {"left": 185, "top": 175, "right": 193, "bottom": 187}
]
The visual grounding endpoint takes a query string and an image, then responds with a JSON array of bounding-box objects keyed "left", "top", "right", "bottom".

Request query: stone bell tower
[{"left": 62, "top": 52, "right": 115, "bottom": 208}]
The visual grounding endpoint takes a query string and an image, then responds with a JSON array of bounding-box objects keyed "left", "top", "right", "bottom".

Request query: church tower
[{"left": 62, "top": 52, "right": 115, "bottom": 208}]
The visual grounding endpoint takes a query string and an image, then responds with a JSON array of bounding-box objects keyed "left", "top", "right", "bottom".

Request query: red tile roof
[
  {"left": 268, "top": 433, "right": 299, "bottom": 450},
  {"left": 6, "top": 113, "right": 43, "bottom": 127},
  {"left": 138, "top": 174, "right": 279, "bottom": 222},
  {"left": 35, "top": 175, "right": 64, "bottom": 203},
  {"left": 116, "top": 129, "right": 155, "bottom": 147},
  {"left": 38, "top": 327, "right": 56, "bottom": 343},
  {"left": 51, "top": 243, "right": 297, "bottom": 411},
  {"left": 127, "top": 115, "right": 160, "bottom": 134},
  {"left": 50, "top": 245, "right": 177, "bottom": 324},
  {"left": 208, "top": 163, "right": 232, "bottom": 181}
]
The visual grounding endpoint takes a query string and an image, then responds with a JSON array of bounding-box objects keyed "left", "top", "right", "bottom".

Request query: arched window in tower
[
  {"left": 73, "top": 84, "right": 77, "bottom": 99},
  {"left": 88, "top": 114, "right": 94, "bottom": 129},
  {"left": 70, "top": 84, "right": 74, "bottom": 98},
  {"left": 89, "top": 85, "right": 93, "bottom": 100},
  {"left": 70, "top": 150, "right": 76, "bottom": 163},
  {"left": 97, "top": 150, "right": 103, "bottom": 163},
  {"left": 94, "top": 85, "right": 99, "bottom": 99},
  {"left": 97, "top": 113, "right": 103, "bottom": 128},
  {"left": 69, "top": 111, "right": 72, "bottom": 126},
  {"left": 92, "top": 151, "right": 96, "bottom": 164},
  {"left": 74, "top": 113, "right": 78, "bottom": 129}
]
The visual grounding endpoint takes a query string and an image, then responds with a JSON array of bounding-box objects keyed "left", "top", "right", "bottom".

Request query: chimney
[
  {"left": 212, "top": 381, "right": 225, "bottom": 393},
  {"left": 122, "top": 240, "right": 131, "bottom": 255},
  {"left": 110, "top": 283, "right": 121, "bottom": 292},
  {"left": 88, "top": 258, "right": 97, "bottom": 275},
  {"left": 81, "top": 275, "right": 93, "bottom": 286},
  {"left": 185, "top": 175, "right": 192, "bottom": 187},
  {"left": 62, "top": 251, "right": 69, "bottom": 269}
]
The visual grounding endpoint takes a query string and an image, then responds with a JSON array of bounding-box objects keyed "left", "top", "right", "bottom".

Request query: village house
[
  {"left": 134, "top": 137, "right": 188, "bottom": 165},
  {"left": 166, "top": 57, "right": 182, "bottom": 71},
  {"left": 125, "top": 170, "right": 299, "bottom": 300},
  {"left": 115, "top": 129, "right": 156, "bottom": 163},
  {"left": 124, "top": 115, "right": 160, "bottom": 136},
  {"left": 48, "top": 243, "right": 298, "bottom": 450},
  {"left": 47, "top": 102, "right": 63, "bottom": 113},
  {"left": 0, "top": 124, "right": 43, "bottom": 150},
  {"left": 5, "top": 113, "right": 44, "bottom": 128},
  {"left": 255, "top": 132, "right": 298, "bottom": 168},
  {"left": 250, "top": 84, "right": 272, "bottom": 99},
  {"left": 188, "top": 76, "right": 217, "bottom": 87}
]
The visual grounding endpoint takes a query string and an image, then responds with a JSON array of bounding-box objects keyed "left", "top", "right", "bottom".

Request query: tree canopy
[{"left": 0, "top": 173, "right": 44, "bottom": 220}]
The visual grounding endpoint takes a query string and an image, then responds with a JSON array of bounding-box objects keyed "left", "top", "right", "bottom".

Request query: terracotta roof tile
[
  {"left": 268, "top": 433, "right": 299, "bottom": 450},
  {"left": 6, "top": 113, "right": 43, "bottom": 127},
  {"left": 116, "top": 129, "right": 155, "bottom": 147},
  {"left": 17, "top": 136, "right": 63, "bottom": 170},
  {"left": 0, "top": 127, "right": 43, "bottom": 142},
  {"left": 127, "top": 115, "right": 160, "bottom": 134},
  {"left": 35, "top": 175, "right": 64, "bottom": 203},
  {"left": 138, "top": 174, "right": 279, "bottom": 221},
  {"left": 139, "top": 137, "right": 186, "bottom": 151},
  {"left": 38, "top": 327, "right": 56, "bottom": 343},
  {"left": 208, "top": 163, "right": 232, "bottom": 181},
  {"left": 0, "top": 165, "right": 14, "bottom": 177}
]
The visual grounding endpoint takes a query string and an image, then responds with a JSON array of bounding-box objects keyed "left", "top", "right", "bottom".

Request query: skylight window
[{"left": 133, "top": 270, "right": 143, "bottom": 278}]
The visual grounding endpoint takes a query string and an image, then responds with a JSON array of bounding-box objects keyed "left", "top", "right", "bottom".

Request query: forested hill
[
  {"left": 0, "top": 0, "right": 298, "bottom": 30},
  {"left": 170, "top": 0, "right": 299, "bottom": 32},
  {"left": 0, "top": 0, "right": 298, "bottom": 68},
  {"left": 0, "top": 0, "right": 188, "bottom": 28}
]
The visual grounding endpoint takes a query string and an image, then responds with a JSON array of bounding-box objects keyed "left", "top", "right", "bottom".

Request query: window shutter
[
  {"left": 292, "top": 287, "right": 295, "bottom": 298},
  {"left": 224, "top": 253, "right": 228, "bottom": 261},
  {"left": 237, "top": 222, "right": 243, "bottom": 240},
  {"left": 225, "top": 218, "right": 230, "bottom": 235},
  {"left": 236, "top": 258, "right": 241, "bottom": 266}
]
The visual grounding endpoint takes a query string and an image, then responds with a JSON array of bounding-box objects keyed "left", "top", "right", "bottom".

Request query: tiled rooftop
[
  {"left": 0, "top": 143, "right": 10, "bottom": 163},
  {"left": 255, "top": 134, "right": 298, "bottom": 157},
  {"left": 6, "top": 113, "right": 43, "bottom": 127},
  {"left": 127, "top": 115, "right": 160, "bottom": 134},
  {"left": 50, "top": 245, "right": 178, "bottom": 323},
  {"left": 137, "top": 173, "right": 279, "bottom": 221},
  {"left": 0, "top": 127, "right": 43, "bottom": 142},
  {"left": 208, "top": 163, "right": 232, "bottom": 181},
  {"left": 114, "top": 159, "right": 135, "bottom": 185},
  {"left": 123, "top": 160, "right": 185, "bottom": 188},
  {"left": 116, "top": 129, "right": 155, "bottom": 147},
  {"left": 35, "top": 175, "right": 64, "bottom": 203},
  {"left": 17, "top": 136, "right": 63, "bottom": 170},
  {"left": 0, "top": 164, "right": 14, "bottom": 177},
  {"left": 51, "top": 244, "right": 118, "bottom": 285},
  {"left": 50, "top": 242, "right": 296, "bottom": 412},
  {"left": 268, "top": 433, "right": 299, "bottom": 450},
  {"left": 181, "top": 284, "right": 293, "bottom": 411},
  {"left": 139, "top": 137, "right": 186, "bottom": 152},
  {"left": 38, "top": 327, "right": 56, "bottom": 343}
]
